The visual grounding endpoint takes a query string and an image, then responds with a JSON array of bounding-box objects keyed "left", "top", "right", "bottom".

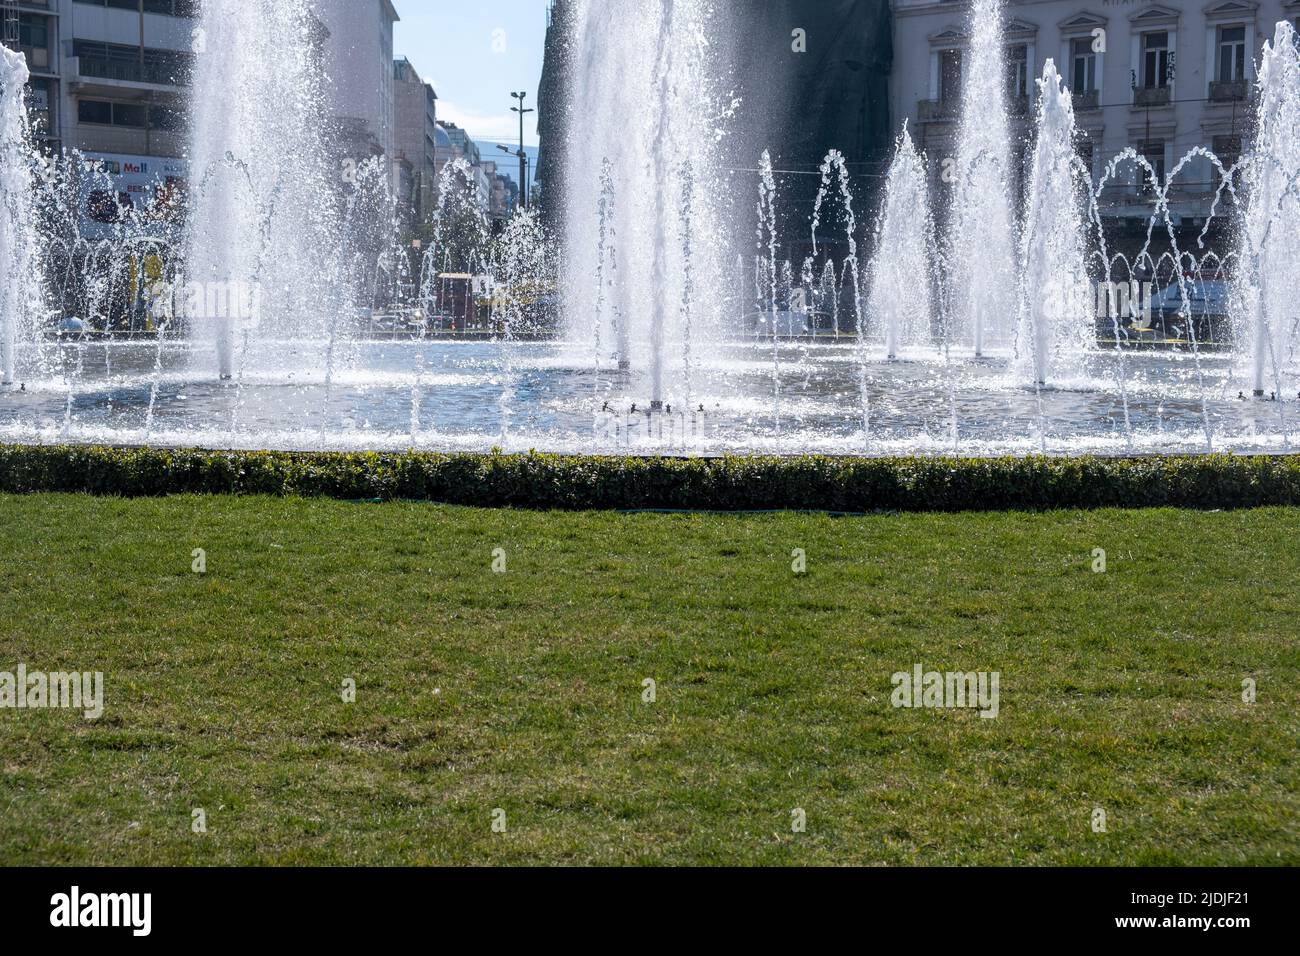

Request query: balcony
[
  {"left": 74, "top": 124, "right": 184, "bottom": 159},
  {"left": 74, "top": 54, "right": 188, "bottom": 88},
  {"left": 1208, "top": 80, "right": 1248, "bottom": 103},
  {"left": 917, "top": 98, "right": 959, "bottom": 123},
  {"left": 1133, "top": 86, "right": 1171, "bottom": 108},
  {"left": 1071, "top": 89, "right": 1100, "bottom": 112}
]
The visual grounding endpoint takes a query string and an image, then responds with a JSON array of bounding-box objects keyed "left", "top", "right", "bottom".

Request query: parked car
[{"left": 1143, "top": 279, "right": 1234, "bottom": 347}]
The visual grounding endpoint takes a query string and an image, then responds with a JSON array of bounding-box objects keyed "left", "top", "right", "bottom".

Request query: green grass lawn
[{"left": 0, "top": 494, "right": 1297, "bottom": 866}]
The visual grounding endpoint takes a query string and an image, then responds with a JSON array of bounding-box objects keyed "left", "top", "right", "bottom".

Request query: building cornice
[
  {"left": 1058, "top": 10, "right": 1107, "bottom": 35},
  {"left": 1204, "top": 1, "right": 1260, "bottom": 21},
  {"left": 1128, "top": 4, "right": 1181, "bottom": 28}
]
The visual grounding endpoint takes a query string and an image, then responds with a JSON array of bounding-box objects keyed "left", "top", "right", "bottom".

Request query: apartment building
[
  {"left": 893, "top": 0, "right": 1300, "bottom": 226},
  {"left": 437, "top": 121, "right": 491, "bottom": 207},
  {"left": 394, "top": 55, "right": 438, "bottom": 223},
  {"left": 3, "top": 0, "right": 194, "bottom": 155},
  {"left": 320, "top": 0, "right": 398, "bottom": 163},
  {"left": 2, "top": 0, "right": 194, "bottom": 230}
]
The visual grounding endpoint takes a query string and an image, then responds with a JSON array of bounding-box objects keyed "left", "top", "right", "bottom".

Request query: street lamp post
[{"left": 510, "top": 91, "right": 534, "bottom": 208}]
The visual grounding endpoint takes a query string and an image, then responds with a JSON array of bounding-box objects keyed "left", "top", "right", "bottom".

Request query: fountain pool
[
  {"left": 0, "top": 338, "right": 1288, "bottom": 456},
  {"left": 0, "top": 3, "right": 1297, "bottom": 459}
]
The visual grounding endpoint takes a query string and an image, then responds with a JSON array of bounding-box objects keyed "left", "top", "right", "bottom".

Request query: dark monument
[{"left": 536, "top": 0, "right": 894, "bottom": 243}]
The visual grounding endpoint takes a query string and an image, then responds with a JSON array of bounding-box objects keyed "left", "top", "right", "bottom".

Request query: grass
[{"left": 0, "top": 493, "right": 1297, "bottom": 866}]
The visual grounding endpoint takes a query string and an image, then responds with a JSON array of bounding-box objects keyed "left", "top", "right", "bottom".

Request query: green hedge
[{"left": 0, "top": 445, "right": 1298, "bottom": 512}]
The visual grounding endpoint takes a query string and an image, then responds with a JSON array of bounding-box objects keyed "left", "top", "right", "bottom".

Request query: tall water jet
[
  {"left": 0, "top": 45, "right": 41, "bottom": 386},
  {"left": 948, "top": 0, "right": 1018, "bottom": 356},
  {"left": 561, "top": 0, "right": 728, "bottom": 405},
  {"left": 868, "top": 124, "right": 935, "bottom": 360},
  {"left": 1016, "top": 60, "right": 1091, "bottom": 387},
  {"left": 186, "top": 0, "right": 340, "bottom": 380},
  {"left": 432, "top": 158, "right": 491, "bottom": 277},
  {"left": 591, "top": 158, "right": 620, "bottom": 374},
  {"left": 1239, "top": 20, "right": 1300, "bottom": 399},
  {"left": 758, "top": 149, "right": 781, "bottom": 430},
  {"left": 678, "top": 159, "right": 696, "bottom": 405},
  {"left": 812, "top": 150, "right": 869, "bottom": 443},
  {"left": 493, "top": 209, "right": 548, "bottom": 437}
]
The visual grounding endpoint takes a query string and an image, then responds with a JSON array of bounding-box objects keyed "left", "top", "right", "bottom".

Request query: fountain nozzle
[
  {"left": 650, "top": 400, "right": 664, "bottom": 413},
  {"left": 1253, "top": 389, "right": 1266, "bottom": 398}
]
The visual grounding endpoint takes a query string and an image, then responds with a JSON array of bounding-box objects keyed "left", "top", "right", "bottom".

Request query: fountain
[
  {"left": 1, "top": 4, "right": 1299, "bottom": 458},
  {"left": 948, "top": 0, "right": 1018, "bottom": 356},
  {"left": 868, "top": 124, "right": 935, "bottom": 361},
  {"left": 757, "top": 150, "right": 781, "bottom": 430},
  {"left": 0, "top": 45, "right": 40, "bottom": 387},
  {"left": 186, "top": 0, "right": 342, "bottom": 381},
  {"left": 812, "top": 150, "right": 869, "bottom": 443},
  {"left": 560, "top": 0, "right": 727, "bottom": 410},
  {"left": 1015, "top": 61, "right": 1091, "bottom": 387},
  {"left": 1239, "top": 20, "right": 1300, "bottom": 401}
]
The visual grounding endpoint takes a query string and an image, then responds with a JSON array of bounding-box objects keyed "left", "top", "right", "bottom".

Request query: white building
[
  {"left": 394, "top": 55, "right": 438, "bottom": 222},
  {"left": 892, "top": 0, "right": 1300, "bottom": 223},
  {"left": 437, "top": 121, "right": 492, "bottom": 211},
  {"left": 2, "top": 0, "right": 408, "bottom": 226},
  {"left": 3, "top": 0, "right": 195, "bottom": 159},
  {"left": 320, "top": 0, "right": 399, "bottom": 163},
  {"left": 2, "top": 0, "right": 195, "bottom": 229}
]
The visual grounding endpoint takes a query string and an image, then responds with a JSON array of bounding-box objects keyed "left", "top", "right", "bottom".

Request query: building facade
[
  {"left": 320, "top": 0, "right": 399, "bottom": 168},
  {"left": 893, "top": 0, "right": 1300, "bottom": 226},
  {"left": 2, "top": 0, "right": 194, "bottom": 232},
  {"left": 394, "top": 55, "right": 437, "bottom": 224},
  {"left": 436, "top": 121, "right": 491, "bottom": 207},
  {"left": 3, "top": 0, "right": 196, "bottom": 159},
  {"left": 536, "top": 0, "right": 895, "bottom": 240}
]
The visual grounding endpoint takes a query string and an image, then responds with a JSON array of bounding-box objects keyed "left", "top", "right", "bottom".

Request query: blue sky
[{"left": 394, "top": 0, "right": 549, "bottom": 148}]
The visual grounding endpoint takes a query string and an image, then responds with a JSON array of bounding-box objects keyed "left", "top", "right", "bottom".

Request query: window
[
  {"left": 1071, "top": 37, "right": 1097, "bottom": 92},
  {"left": 112, "top": 102, "right": 146, "bottom": 127},
  {"left": 1212, "top": 134, "right": 1243, "bottom": 189},
  {"left": 77, "top": 99, "right": 148, "bottom": 128},
  {"left": 1005, "top": 44, "right": 1029, "bottom": 100},
  {"left": 74, "top": 0, "right": 198, "bottom": 16},
  {"left": 150, "top": 105, "right": 184, "bottom": 131},
  {"left": 73, "top": 40, "right": 191, "bottom": 86},
  {"left": 18, "top": 16, "right": 48, "bottom": 49},
  {"left": 1218, "top": 26, "right": 1246, "bottom": 84},
  {"left": 1143, "top": 32, "right": 1170, "bottom": 88},
  {"left": 1139, "top": 140, "right": 1165, "bottom": 190},
  {"left": 940, "top": 49, "right": 962, "bottom": 104},
  {"left": 78, "top": 100, "right": 113, "bottom": 125},
  {"left": 17, "top": 14, "right": 51, "bottom": 69}
]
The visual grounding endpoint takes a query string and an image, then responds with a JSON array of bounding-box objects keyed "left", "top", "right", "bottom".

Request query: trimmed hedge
[{"left": 1, "top": 445, "right": 1299, "bottom": 512}]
